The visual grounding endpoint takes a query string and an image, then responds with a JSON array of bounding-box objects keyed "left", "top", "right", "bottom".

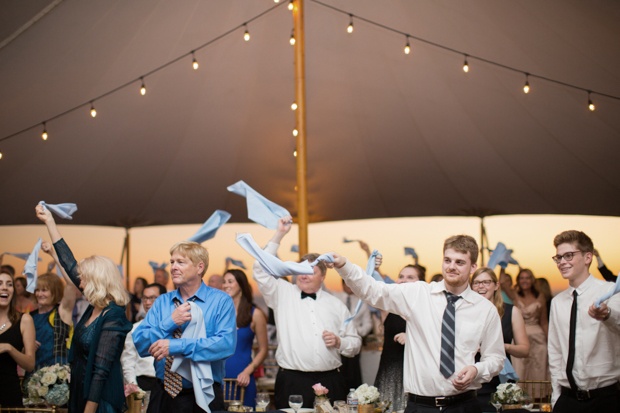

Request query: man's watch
[{"left": 603, "top": 307, "right": 612, "bottom": 321}]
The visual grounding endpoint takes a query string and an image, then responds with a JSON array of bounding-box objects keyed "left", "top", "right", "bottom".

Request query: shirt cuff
[
  {"left": 336, "top": 259, "right": 355, "bottom": 278},
  {"left": 161, "top": 316, "right": 180, "bottom": 334},
  {"left": 169, "top": 338, "right": 185, "bottom": 356},
  {"left": 264, "top": 242, "right": 280, "bottom": 255}
]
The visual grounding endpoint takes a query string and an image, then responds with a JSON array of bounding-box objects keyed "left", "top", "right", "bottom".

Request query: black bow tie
[{"left": 301, "top": 291, "right": 317, "bottom": 300}]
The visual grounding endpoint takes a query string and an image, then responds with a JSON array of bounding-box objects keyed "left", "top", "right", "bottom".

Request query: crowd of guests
[{"left": 0, "top": 207, "right": 618, "bottom": 413}]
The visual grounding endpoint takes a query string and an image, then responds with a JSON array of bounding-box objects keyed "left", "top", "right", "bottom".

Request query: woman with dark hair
[
  {"left": 223, "top": 269, "right": 268, "bottom": 408},
  {"left": 374, "top": 264, "right": 425, "bottom": 413},
  {"left": 511, "top": 268, "right": 549, "bottom": 382},
  {"left": 0, "top": 270, "right": 36, "bottom": 407},
  {"left": 14, "top": 276, "right": 37, "bottom": 313},
  {"left": 471, "top": 267, "right": 530, "bottom": 411},
  {"left": 130, "top": 277, "right": 147, "bottom": 322}
]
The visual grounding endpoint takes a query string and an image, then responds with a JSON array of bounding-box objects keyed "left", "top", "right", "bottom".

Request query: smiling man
[
  {"left": 547, "top": 230, "right": 620, "bottom": 412},
  {"left": 133, "top": 241, "right": 236, "bottom": 413},
  {"left": 253, "top": 216, "right": 361, "bottom": 409},
  {"left": 331, "top": 235, "right": 505, "bottom": 413}
]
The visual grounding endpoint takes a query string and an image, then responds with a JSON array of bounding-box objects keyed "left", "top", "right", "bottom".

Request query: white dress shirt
[
  {"left": 121, "top": 320, "right": 156, "bottom": 384},
  {"left": 253, "top": 242, "right": 362, "bottom": 372},
  {"left": 548, "top": 274, "right": 620, "bottom": 406},
  {"left": 333, "top": 291, "right": 374, "bottom": 337},
  {"left": 336, "top": 260, "right": 505, "bottom": 397}
]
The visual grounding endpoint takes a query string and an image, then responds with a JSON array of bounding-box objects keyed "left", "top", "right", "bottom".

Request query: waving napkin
[
  {"left": 148, "top": 261, "right": 168, "bottom": 274},
  {"left": 236, "top": 233, "right": 314, "bottom": 277},
  {"left": 171, "top": 301, "right": 215, "bottom": 412},
  {"left": 187, "top": 210, "right": 231, "bottom": 244},
  {"left": 38, "top": 201, "right": 77, "bottom": 220},
  {"left": 291, "top": 244, "right": 299, "bottom": 253},
  {"left": 499, "top": 358, "right": 519, "bottom": 383},
  {"left": 4, "top": 252, "right": 42, "bottom": 262},
  {"left": 486, "top": 242, "right": 519, "bottom": 269},
  {"left": 595, "top": 270, "right": 620, "bottom": 308},
  {"left": 225, "top": 257, "right": 246, "bottom": 270},
  {"left": 343, "top": 237, "right": 361, "bottom": 243},
  {"left": 23, "top": 238, "right": 43, "bottom": 293},
  {"left": 345, "top": 250, "right": 382, "bottom": 325},
  {"left": 404, "top": 247, "right": 418, "bottom": 259},
  {"left": 227, "top": 181, "right": 290, "bottom": 230}
]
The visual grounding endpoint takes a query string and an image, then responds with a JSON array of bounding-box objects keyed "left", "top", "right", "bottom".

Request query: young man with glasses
[
  {"left": 121, "top": 283, "right": 167, "bottom": 391},
  {"left": 548, "top": 230, "right": 620, "bottom": 412}
]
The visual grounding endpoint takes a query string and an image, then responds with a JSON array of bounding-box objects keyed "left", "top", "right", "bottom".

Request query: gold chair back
[
  {"left": 0, "top": 407, "right": 60, "bottom": 413},
  {"left": 518, "top": 380, "right": 552, "bottom": 408},
  {"left": 223, "top": 378, "right": 246, "bottom": 403}
]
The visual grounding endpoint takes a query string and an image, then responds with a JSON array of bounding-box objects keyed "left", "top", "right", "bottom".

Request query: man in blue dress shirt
[{"left": 134, "top": 241, "right": 237, "bottom": 413}]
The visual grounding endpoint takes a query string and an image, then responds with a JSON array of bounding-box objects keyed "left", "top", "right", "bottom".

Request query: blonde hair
[
  {"left": 444, "top": 235, "right": 479, "bottom": 263},
  {"left": 471, "top": 267, "right": 504, "bottom": 318},
  {"left": 79, "top": 256, "right": 130, "bottom": 308},
  {"left": 170, "top": 241, "right": 209, "bottom": 277}
]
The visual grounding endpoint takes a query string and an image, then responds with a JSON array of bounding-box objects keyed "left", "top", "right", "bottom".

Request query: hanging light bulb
[
  {"left": 0, "top": 151, "right": 3, "bottom": 160},
  {"left": 295, "top": 185, "right": 298, "bottom": 191},
  {"left": 293, "top": 150, "right": 297, "bottom": 157},
  {"left": 523, "top": 73, "right": 530, "bottom": 94},
  {"left": 291, "top": 102, "right": 298, "bottom": 110},
  {"left": 274, "top": 0, "right": 279, "bottom": 3},
  {"left": 290, "top": 29, "right": 296, "bottom": 45},
  {"left": 288, "top": 0, "right": 294, "bottom": 10},
  {"left": 244, "top": 24, "right": 250, "bottom": 41},
  {"left": 90, "top": 102, "right": 97, "bottom": 118},
  {"left": 404, "top": 36, "right": 410, "bottom": 55},
  {"left": 347, "top": 14, "right": 354, "bottom": 33},
  {"left": 463, "top": 55, "right": 469, "bottom": 73},
  {"left": 140, "top": 77, "right": 146, "bottom": 95},
  {"left": 293, "top": 129, "right": 298, "bottom": 137},
  {"left": 192, "top": 52, "right": 199, "bottom": 70},
  {"left": 42, "top": 122, "right": 48, "bottom": 140},
  {"left": 588, "top": 92, "right": 595, "bottom": 111}
]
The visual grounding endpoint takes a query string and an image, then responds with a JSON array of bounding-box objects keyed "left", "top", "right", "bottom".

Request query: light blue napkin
[
  {"left": 225, "top": 257, "right": 247, "bottom": 270},
  {"left": 149, "top": 261, "right": 168, "bottom": 274},
  {"left": 236, "top": 233, "right": 313, "bottom": 277},
  {"left": 595, "top": 271, "right": 620, "bottom": 308},
  {"left": 499, "top": 358, "right": 519, "bottom": 383},
  {"left": 227, "top": 181, "right": 290, "bottom": 230},
  {"left": 117, "top": 264, "right": 124, "bottom": 278},
  {"left": 23, "top": 238, "right": 42, "bottom": 293},
  {"left": 345, "top": 250, "right": 382, "bottom": 325},
  {"left": 187, "top": 210, "right": 231, "bottom": 244},
  {"left": 404, "top": 247, "right": 418, "bottom": 259},
  {"left": 311, "top": 253, "right": 335, "bottom": 266},
  {"left": 291, "top": 245, "right": 299, "bottom": 253},
  {"left": 4, "top": 252, "right": 42, "bottom": 262},
  {"left": 486, "top": 242, "right": 519, "bottom": 269},
  {"left": 38, "top": 201, "right": 78, "bottom": 220},
  {"left": 343, "top": 237, "right": 360, "bottom": 243}
]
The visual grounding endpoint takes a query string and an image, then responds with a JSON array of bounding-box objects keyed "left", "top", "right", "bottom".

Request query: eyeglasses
[
  {"left": 142, "top": 296, "right": 158, "bottom": 302},
  {"left": 472, "top": 280, "right": 495, "bottom": 288},
  {"left": 551, "top": 251, "right": 582, "bottom": 264}
]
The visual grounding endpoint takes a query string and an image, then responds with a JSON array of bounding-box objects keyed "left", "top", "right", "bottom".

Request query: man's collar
[
  {"left": 173, "top": 281, "right": 208, "bottom": 303},
  {"left": 430, "top": 280, "right": 477, "bottom": 303},
  {"left": 568, "top": 274, "right": 594, "bottom": 296}
]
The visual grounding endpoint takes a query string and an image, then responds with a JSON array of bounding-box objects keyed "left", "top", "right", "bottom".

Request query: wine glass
[
  {"left": 256, "top": 393, "right": 270, "bottom": 411},
  {"left": 376, "top": 400, "right": 388, "bottom": 413},
  {"left": 289, "top": 395, "right": 303, "bottom": 413},
  {"left": 521, "top": 393, "right": 534, "bottom": 410},
  {"left": 490, "top": 401, "right": 502, "bottom": 413}
]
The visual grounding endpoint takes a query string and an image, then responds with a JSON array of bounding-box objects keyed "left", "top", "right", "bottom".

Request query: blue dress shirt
[{"left": 133, "top": 282, "right": 237, "bottom": 388}]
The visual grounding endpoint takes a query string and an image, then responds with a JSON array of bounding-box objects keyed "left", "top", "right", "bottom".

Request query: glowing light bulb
[
  {"left": 288, "top": 0, "right": 294, "bottom": 10},
  {"left": 141, "top": 86, "right": 146, "bottom": 95},
  {"left": 0, "top": 152, "right": 3, "bottom": 159},
  {"left": 291, "top": 102, "right": 297, "bottom": 110},
  {"left": 244, "top": 26, "right": 250, "bottom": 41},
  {"left": 463, "top": 57, "right": 469, "bottom": 73},
  {"left": 293, "top": 129, "right": 298, "bottom": 137},
  {"left": 193, "top": 59, "right": 199, "bottom": 70},
  {"left": 347, "top": 15, "right": 354, "bottom": 33},
  {"left": 523, "top": 82, "right": 530, "bottom": 94},
  {"left": 274, "top": 0, "right": 279, "bottom": 3},
  {"left": 294, "top": 150, "right": 297, "bottom": 157},
  {"left": 42, "top": 131, "right": 48, "bottom": 140},
  {"left": 404, "top": 43, "right": 410, "bottom": 55},
  {"left": 290, "top": 34, "right": 296, "bottom": 45},
  {"left": 588, "top": 92, "right": 595, "bottom": 111},
  {"left": 295, "top": 185, "right": 298, "bottom": 191},
  {"left": 90, "top": 103, "right": 97, "bottom": 118}
]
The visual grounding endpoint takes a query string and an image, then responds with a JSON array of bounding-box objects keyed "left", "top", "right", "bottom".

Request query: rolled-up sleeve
[{"left": 474, "top": 308, "right": 505, "bottom": 384}]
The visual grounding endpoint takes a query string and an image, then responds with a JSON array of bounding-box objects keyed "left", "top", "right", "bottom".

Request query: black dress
[
  {"left": 476, "top": 303, "right": 514, "bottom": 412},
  {"left": 374, "top": 313, "right": 407, "bottom": 412},
  {"left": 0, "top": 316, "right": 24, "bottom": 407}
]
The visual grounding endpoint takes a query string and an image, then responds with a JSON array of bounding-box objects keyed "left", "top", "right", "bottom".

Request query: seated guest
[
  {"left": 154, "top": 268, "right": 171, "bottom": 291},
  {"left": 253, "top": 216, "right": 362, "bottom": 409},
  {"left": 14, "top": 276, "right": 37, "bottom": 313},
  {"left": 133, "top": 241, "right": 237, "bottom": 413},
  {"left": 37, "top": 204, "right": 133, "bottom": 413},
  {"left": 208, "top": 274, "right": 224, "bottom": 290},
  {"left": 471, "top": 267, "right": 530, "bottom": 411},
  {"left": 549, "top": 230, "right": 620, "bottom": 412},
  {"left": 0, "top": 270, "right": 36, "bottom": 408},
  {"left": 129, "top": 277, "right": 148, "bottom": 322},
  {"left": 122, "top": 283, "right": 167, "bottom": 391},
  {"left": 223, "top": 269, "right": 268, "bottom": 408}
]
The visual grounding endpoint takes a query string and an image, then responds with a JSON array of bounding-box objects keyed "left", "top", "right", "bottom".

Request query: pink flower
[
  {"left": 124, "top": 383, "right": 140, "bottom": 397},
  {"left": 313, "top": 383, "right": 329, "bottom": 396}
]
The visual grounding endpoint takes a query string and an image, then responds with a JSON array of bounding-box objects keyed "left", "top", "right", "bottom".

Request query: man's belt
[
  {"left": 407, "top": 390, "right": 477, "bottom": 407},
  {"left": 561, "top": 382, "right": 620, "bottom": 401}
]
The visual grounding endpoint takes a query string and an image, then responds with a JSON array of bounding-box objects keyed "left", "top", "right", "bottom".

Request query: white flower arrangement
[
  {"left": 355, "top": 384, "right": 380, "bottom": 405},
  {"left": 24, "top": 364, "right": 71, "bottom": 406},
  {"left": 491, "top": 383, "right": 523, "bottom": 405}
]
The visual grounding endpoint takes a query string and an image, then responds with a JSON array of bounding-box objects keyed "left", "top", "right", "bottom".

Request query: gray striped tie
[{"left": 440, "top": 291, "right": 462, "bottom": 378}]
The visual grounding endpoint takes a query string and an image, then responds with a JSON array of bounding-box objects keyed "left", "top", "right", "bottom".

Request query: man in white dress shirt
[
  {"left": 330, "top": 235, "right": 505, "bottom": 413},
  {"left": 253, "top": 216, "right": 362, "bottom": 409},
  {"left": 121, "top": 283, "right": 167, "bottom": 390},
  {"left": 548, "top": 230, "right": 620, "bottom": 412}
]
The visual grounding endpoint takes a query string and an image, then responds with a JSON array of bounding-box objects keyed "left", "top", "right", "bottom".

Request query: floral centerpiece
[
  {"left": 24, "top": 364, "right": 71, "bottom": 407},
  {"left": 355, "top": 384, "right": 380, "bottom": 413},
  {"left": 313, "top": 383, "right": 330, "bottom": 413},
  {"left": 491, "top": 383, "right": 523, "bottom": 409},
  {"left": 124, "top": 383, "right": 146, "bottom": 413}
]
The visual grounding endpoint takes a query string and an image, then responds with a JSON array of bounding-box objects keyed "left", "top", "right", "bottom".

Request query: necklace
[{"left": 0, "top": 322, "right": 6, "bottom": 332}]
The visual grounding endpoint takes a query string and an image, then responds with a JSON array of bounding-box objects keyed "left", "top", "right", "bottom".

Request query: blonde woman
[{"left": 37, "top": 205, "right": 132, "bottom": 413}]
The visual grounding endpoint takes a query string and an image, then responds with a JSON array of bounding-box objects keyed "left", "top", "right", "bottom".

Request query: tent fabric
[{"left": 1, "top": 0, "right": 619, "bottom": 227}]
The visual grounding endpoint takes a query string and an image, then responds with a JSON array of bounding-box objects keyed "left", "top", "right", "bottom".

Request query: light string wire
[
  {"left": 310, "top": 0, "right": 620, "bottom": 101},
  {"left": 0, "top": 0, "right": 288, "bottom": 144}
]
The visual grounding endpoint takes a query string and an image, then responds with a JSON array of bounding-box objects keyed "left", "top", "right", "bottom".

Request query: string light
[
  {"left": 291, "top": 102, "right": 297, "bottom": 110},
  {"left": 293, "top": 129, "right": 298, "bottom": 137},
  {"left": 404, "top": 36, "right": 410, "bottom": 55},
  {"left": 192, "top": 52, "right": 199, "bottom": 70},
  {"left": 588, "top": 92, "right": 595, "bottom": 111},
  {"left": 523, "top": 73, "right": 530, "bottom": 94},
  {"left": 0, "top": 151, "right": 2, "bottom": 159},
  {"left": 90, "top": 102, "right": 97, "bottom": 118},
  {"left": 42, "top": 122, "right": 48, "bottom": 140},
  {"left": 347, "top": 14, "right": 354, "bottom": 33},
  {"left": 274, "top": 0, "right": 279, "bottom": 3},
  {"left": 463, "top": 55, "right": 469, "bottom": 73},
  {"left": 290, "top": 29, "right": 295, "bottom": 46},
  {"left": 243, "top": 24, "right": 250, "bottom": 41},
  {"left": 140, "top": 77, "right": 146, "bottom": 95},
  {"left": 288, "top": 0, "right": 294, "bottom": 10},
  {"left": 293, "top": 150, "right": 297, "bottom": 157}
]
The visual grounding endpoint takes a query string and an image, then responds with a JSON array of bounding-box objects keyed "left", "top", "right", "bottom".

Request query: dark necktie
[
  {"left": 164, "top": 297, "right": 196, "bottom": 397},
  {"left": 566, "top": 290, "right": 578, "bottom": 391},
  {"left": 301, "top": 291, "right": 317, "bottom": 300},
  {"left": 440, "top": 291, "right": 462, "bottom": 378},
  {"left": 346, "top": 295, "right": 352, "bottom": 312}
]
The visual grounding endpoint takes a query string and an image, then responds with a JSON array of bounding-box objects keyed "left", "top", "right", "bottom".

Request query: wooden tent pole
[
  {"left": 293, "top": 0, "right": 309, "bottom": 256},
  {"left": 480, "top": 217, "right": 486, "bottom": 267},
  {"left": 125, "top": 228, "right": 131, "bottom": 290}
]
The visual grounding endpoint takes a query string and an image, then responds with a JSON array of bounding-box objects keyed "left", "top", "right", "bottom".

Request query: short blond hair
[
  {"left": 79, "top": 256, "right": 130, "bottom": 308},
  {"left": 170, "top": 241, "right": 209, "bottom": 277},
  {"left": 443, "top": 235, "right": 479, "bottom": 263}
]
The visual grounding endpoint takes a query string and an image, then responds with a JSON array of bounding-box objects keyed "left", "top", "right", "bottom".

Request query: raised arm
[{"left": 41, "top": 241, "right": 77, "bottom": 325}]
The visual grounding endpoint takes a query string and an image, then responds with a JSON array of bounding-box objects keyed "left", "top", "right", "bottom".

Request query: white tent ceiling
[{"left": 1, "top": 0, "right": 619, "bottom": 227}]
